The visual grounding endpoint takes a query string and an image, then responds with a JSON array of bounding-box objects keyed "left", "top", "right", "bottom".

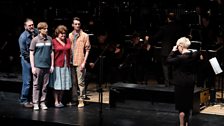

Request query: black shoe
[{"left": 210, "top": 102, "right": 217, "bottom": 106}]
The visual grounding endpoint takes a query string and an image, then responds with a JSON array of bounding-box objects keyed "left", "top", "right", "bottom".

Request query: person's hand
[
  {"left": 200, "top": 54, "right": 204, "bottom": 60},
  {"left": 32, "top": 67, "right": 37, "bottom": 75},
  {"left": 80, "top": 62, "right": 85, "bottom": 71},
  {"left": 146, "top": 44, "right": 151, "bottom": 51},
  {"left": 50, "top": 66, "right": 54, "bottom": 73},
  {"left": 114, "top": 48, "right": 121, "bottom": 54},
  {"left": 172, "top": 45, "right": 178, "bottom": 51},
  {"left": 89, "top": 63, "right": 95, "bottom": 69}
]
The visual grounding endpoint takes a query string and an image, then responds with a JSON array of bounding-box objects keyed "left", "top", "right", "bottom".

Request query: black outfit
[
  {"left": 152, "top": 21, "right": 189, "bottom": 86},
  {"left": 200, "top": 23, "right": 217, "bottom": 50},
  {"left": 120, "top": 41, "right": 145, "bottom": 83},
  {"left": 86, "top": 41, "right": 112, "bottom": 85},
  {"left": 153, "top": 22, "right": 188, "bottom": 57},
  {"left": 167, "top": 50, "right": 199, "bottom": 112}
]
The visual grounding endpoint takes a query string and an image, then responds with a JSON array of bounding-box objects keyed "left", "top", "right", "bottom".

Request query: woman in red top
[{"left": 49, "top": 25, "right": 72, "bottom": 108}]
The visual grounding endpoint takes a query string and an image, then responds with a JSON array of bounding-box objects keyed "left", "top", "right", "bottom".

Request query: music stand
[
  {"left": 99, "top": 56, "right": 105, "bottom": 111},
  {"left": 190, "top": 41, "right": 202, "bottom": 51},
  {"left": 97, "top": 55, "right": 105, "bottom": 124}
]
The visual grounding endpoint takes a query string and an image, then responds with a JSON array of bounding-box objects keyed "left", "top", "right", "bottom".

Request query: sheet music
[{"left": 209, "top": 57, "right": 223, "bottom": 75}]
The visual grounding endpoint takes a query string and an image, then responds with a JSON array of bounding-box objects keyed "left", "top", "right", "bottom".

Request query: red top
[{"left": 52, "top": 38, "right": 71, "bottom": 67}]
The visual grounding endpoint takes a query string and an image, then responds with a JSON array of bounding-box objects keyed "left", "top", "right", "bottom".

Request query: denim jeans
[{"left": 20, "top": 57, "right": 32, "bottom": 103}]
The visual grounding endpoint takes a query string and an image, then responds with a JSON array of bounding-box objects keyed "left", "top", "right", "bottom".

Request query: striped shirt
[{"left": 30, "top": 34, "right": 53, "bottom": 68}]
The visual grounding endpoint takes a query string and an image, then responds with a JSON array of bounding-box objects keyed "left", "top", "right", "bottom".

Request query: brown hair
[
  {"left": 37, "top": 22, "right": 48, "bottom": 30},
  {"left": 73, "top": 17, "right": 80, "bottom": 22},
  {"left": 55, "top": 25, "right": 67, "bottom": 37}
]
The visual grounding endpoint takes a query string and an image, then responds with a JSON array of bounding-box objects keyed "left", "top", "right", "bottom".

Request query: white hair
[{"left": 176, "top": 37, "right": 191, "bottom": 48}]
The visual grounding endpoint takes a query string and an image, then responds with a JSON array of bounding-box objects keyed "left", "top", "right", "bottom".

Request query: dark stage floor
[
  {"left": 0, "top": 92, "right": 224, "bottom": 126},
  {"left": 0, "top": 73, "right": 224, "bottom": 126}
]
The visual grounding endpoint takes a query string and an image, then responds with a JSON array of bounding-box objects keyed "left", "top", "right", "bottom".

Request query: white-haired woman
[{"left": 167, "top": 37, "right": 200, "bottom": 126}]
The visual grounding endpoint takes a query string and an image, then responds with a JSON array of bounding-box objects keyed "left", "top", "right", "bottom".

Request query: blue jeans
[{"left": 20, "top": 57, "right": 32, "bottom": 103}]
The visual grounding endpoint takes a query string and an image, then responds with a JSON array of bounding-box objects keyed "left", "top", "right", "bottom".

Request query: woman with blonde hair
[{"left": 167, "top": 37, "right": 200, "bottom": 126}]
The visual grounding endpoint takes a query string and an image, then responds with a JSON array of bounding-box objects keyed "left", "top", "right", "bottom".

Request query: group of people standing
[
  {"left": 17, "top": 12, "right": 213, "bottom": 126},
  {"left": 18, "top": 17, "right": 91, "bottom": 110}
]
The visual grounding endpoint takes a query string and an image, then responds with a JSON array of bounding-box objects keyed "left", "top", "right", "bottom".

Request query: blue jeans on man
[{"left": 20, "top": 57, "right": 32, "bottom": 106}]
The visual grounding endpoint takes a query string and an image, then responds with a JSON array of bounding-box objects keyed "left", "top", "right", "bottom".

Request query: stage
[{"left": 0, "top": 73, "right": 224, "bottom": 126}]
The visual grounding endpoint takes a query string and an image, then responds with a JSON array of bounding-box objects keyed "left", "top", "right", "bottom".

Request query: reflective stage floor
[{"left": 0, "top": 73, "right": 224, "bottom": 126}]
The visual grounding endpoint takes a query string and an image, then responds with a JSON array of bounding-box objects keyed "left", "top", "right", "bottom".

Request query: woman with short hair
[{"left": 167, "top": 37, "right": 200, "bottom": 126}]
